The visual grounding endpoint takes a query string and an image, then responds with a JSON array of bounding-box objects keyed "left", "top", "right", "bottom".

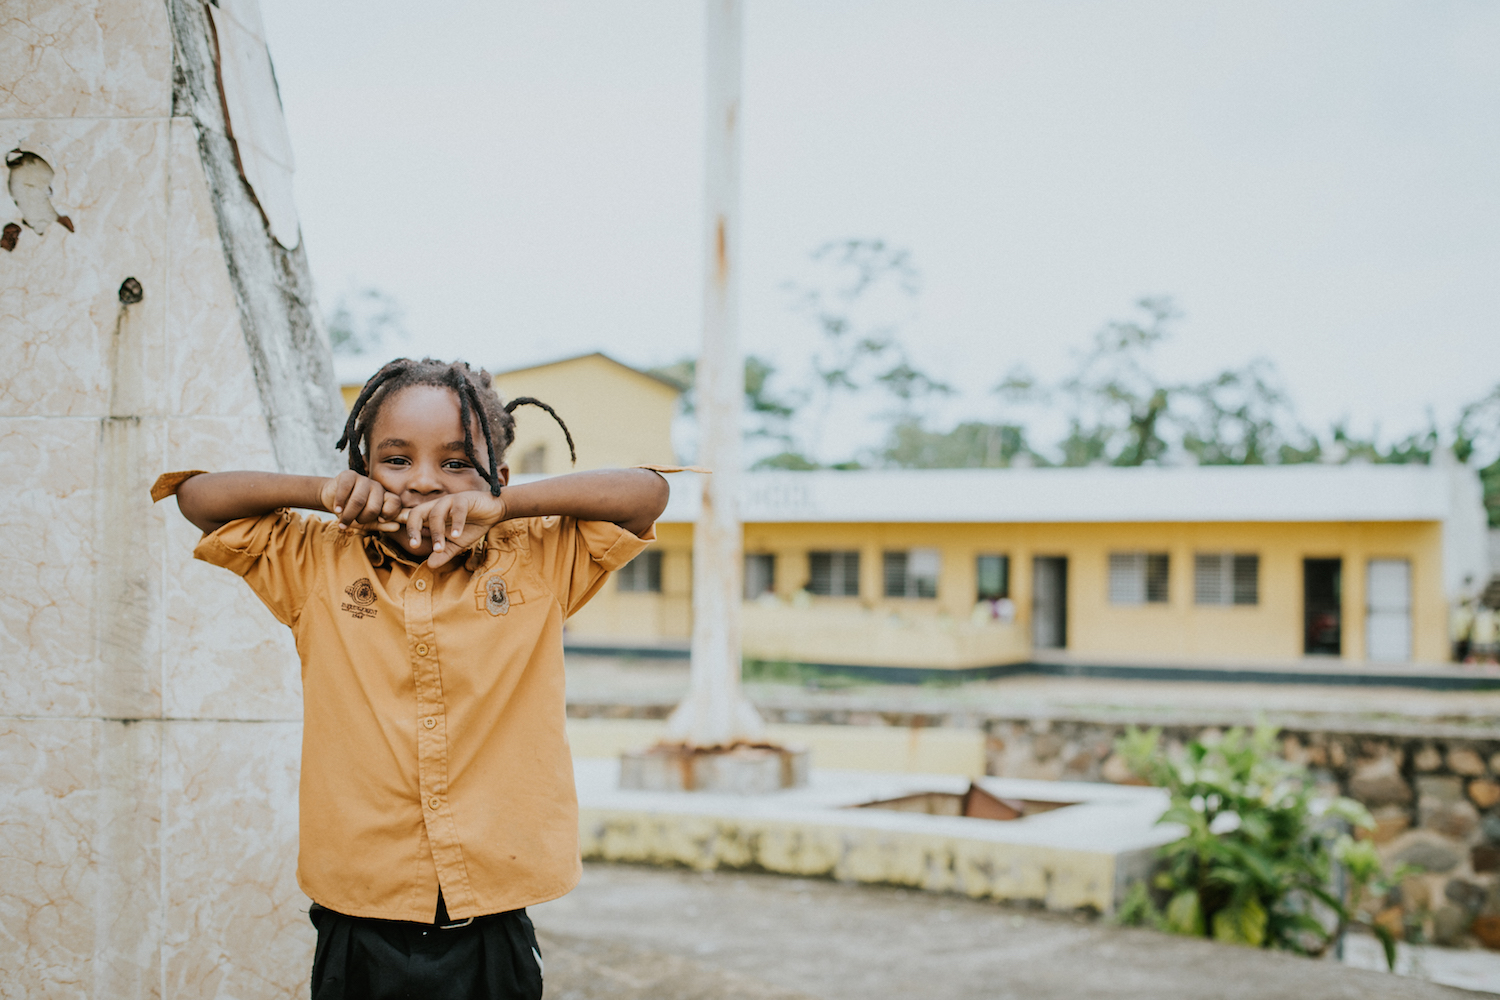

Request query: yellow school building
[
  {"left": 566, "top": 465, "right": 1485, "bottom": 670},
  {"left": 342, "top": 353, "right": 1490, "bottom": 671}
]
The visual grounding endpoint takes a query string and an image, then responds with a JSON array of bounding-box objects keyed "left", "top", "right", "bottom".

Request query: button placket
[{"left": 404, "top": 568, "right": 476, "bottom": 914}]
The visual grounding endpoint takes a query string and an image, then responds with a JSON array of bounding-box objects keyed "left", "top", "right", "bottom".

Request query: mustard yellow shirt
[{"left": 193, "top": 508, "right": 651, "bottom": 921}]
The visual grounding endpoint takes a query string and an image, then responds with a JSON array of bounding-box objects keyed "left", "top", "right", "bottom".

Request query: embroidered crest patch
[
  {"left": 341, "top": 577, "right": 379, "bottom": 619},
  {"left": 483, "top": 574, "right": 509, "bottom": 616}
]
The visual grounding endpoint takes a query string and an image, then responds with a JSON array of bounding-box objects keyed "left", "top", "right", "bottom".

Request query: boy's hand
[
  {"left": 392, "top": 491, "right": 507, "bottom": 568},
  {"left": 321, "top": 471, "right": 403, "bottom": 527}
]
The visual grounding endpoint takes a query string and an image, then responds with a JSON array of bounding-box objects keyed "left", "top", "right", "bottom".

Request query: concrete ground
[{"left": 533, "top": 863, "right": 1487, "bottom": 999}]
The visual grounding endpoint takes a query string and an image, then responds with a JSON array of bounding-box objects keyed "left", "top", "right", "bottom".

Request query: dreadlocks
[{"left": 336, "top": 358, "right": 577, "bottom": 496}]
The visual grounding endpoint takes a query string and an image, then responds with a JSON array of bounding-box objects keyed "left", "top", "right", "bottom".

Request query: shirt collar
[{"left": 358, "top": 526, "right": 494, "bottom": 572}]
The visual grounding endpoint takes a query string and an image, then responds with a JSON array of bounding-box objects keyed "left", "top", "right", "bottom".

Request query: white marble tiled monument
[{"left": 1, "top": 3, "right": 342, "bottom": 996}]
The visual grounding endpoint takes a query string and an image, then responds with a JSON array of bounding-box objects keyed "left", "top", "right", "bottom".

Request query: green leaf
[
  {"left": 1372, "top": 924, "right": 1398, "bottom": 971},
  {"left": 1212, "top": 896, "right": 1268, "bottom": 947},
  {"left": 1165, "top": 891, "right": 1205, "bottom": 937}
]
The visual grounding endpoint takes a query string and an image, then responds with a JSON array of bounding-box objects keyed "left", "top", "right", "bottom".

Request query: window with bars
[
  {"left": 883, "top": 548, "right": 940, "bottom": 598},
  {"left": 808, "top": 551, "right": 860, "bottom": 597},
  {"left": 1108, "top": 552, "right": 1170, "bottom": 604},
  {"left": 616, "top": 550, "right": 662, "bottom": 593},
  {"left": 976, "top": 555, "right": 1010, "bottom": 600},
  {"left": 1195, "top": 553, "right": 1259, "bottom": 605},
  {"left": 744, "top": 553, "right": 775, "bottom": 599}
]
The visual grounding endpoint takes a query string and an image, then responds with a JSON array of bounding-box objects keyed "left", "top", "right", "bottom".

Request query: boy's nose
[{"left": 408, "top": 465, "right": 445, "bottom": 495}]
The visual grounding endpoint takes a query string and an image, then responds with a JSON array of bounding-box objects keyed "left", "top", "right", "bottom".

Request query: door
[
  {"left": 1303, "top": 559, "right": 1342, "bottom": 656},
  {"left": 1032, "top": 557, "right": 1068, "bottom": 649},
  {"left": 1366, "top": 559, "right": 1412, "bottom": 662}
]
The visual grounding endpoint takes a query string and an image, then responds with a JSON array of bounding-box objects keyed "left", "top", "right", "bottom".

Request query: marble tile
[
  {"left": 0, "top": 419, "right": 100, "bottom": 717},
  {"left": 0, "top": 719, "right": 162, "bottom": 998},
  {"left": 165, "top": 118, "right": 267, "bottom": 420},
  {"left": 0, "top": 414, "right": 169, "bottom": 720},
  {"left": 162, "top": 720, "right": 311, "bottom": 999},
  {"left": 0, "top": 118, "right": 170, "bottom": 419},
  {"left": 95, "top": 414, "right": 169, "bottom": 720},
  {"left": 162, "top": 417, "right": 302, "bottom": 722},
  {"left": 0, "top": 0, "right": 173, "bottom": 120}
]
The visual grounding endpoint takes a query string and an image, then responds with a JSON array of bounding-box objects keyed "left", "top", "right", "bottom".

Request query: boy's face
[{"left": 366, "top": 384, "right": 510, "bottom": 559}]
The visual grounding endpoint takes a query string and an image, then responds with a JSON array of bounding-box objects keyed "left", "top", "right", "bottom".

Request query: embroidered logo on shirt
[
  {"left": 482, "top": 574, "right": 509, "bottom": 616},
  {"left": 341, "top": 577, "right": 379, "bottom": 619}
]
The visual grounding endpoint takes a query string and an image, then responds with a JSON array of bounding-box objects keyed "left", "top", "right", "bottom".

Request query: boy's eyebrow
[{"left": 374, "top": 438, "right": 410, "bottom": 450}]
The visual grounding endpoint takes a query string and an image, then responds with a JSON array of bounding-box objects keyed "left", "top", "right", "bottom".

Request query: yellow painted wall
[
  {"left": 492, "top": 354, "right": 679, "bottom": 474},
  {"left": 568, "top": 519, "right": 1448, "bottom": 667},
  {"left": 340, "top": 352, "right": 680, "bottom": 474}
]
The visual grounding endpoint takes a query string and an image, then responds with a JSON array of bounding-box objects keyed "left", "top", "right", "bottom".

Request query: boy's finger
[
  {"left": 358, "top": 483, "right": 386, "bottom": 524},
  {"left": 332, "top": 473, "right": 355, "bottom": 515},
  {"left": 409, "top": 502, "right": 430, "bottom": 545},
  {"left": 448, "top": 499, "right": 469, "bottom": 541},
  {"left": 381, "top": 492, "right": 403, "bottom": 521},
  {"left": 342, "top": 480, "right": 369, "bottom": 524},
  {"left": 427, "top": 502, "right": 450, "bottom": 552}
]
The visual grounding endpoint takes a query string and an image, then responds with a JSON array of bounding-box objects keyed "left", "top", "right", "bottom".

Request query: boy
[{"left": 155, "top": 359, "right": 669, "bottom": 999}]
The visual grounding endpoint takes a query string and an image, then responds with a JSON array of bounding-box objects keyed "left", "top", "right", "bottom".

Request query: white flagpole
[{"left": 666, "top": 0, "right": 765, "bottom": 747}]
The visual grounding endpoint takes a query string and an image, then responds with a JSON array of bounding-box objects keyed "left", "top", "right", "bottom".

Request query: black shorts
[{"left": 308, "top": 900, "right": 544, "bottom": 1000}]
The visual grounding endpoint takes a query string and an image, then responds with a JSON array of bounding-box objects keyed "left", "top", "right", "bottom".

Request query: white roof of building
[{"left": 653, "top": 464, "right": 1475, "bottom": 525}]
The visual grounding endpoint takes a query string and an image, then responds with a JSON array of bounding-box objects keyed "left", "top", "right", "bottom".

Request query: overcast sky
[{"left": 260, "top": 0, "right": 1499, "bottom": 456}]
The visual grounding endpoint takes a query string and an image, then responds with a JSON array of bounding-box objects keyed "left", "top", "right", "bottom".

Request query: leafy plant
[{"left": 1115, "top": 724, "right": 1407, "bottom": 969}]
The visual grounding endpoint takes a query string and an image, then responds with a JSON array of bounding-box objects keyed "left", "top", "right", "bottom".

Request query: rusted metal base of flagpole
[{"left": 619, "top": 742, "right": 810, "bottom": 794}]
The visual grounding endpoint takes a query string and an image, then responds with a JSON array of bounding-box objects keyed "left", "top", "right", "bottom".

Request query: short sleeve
[
  {"left": 193, "top": 510, "right": 331, "bottom": 627},
  {"left": 526, "top": 516, "right": 655, "bottom": 617}
]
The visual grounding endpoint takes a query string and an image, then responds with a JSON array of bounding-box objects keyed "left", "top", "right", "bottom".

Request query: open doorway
[
  {"left": 1032, "top": 557, "right": 1068, "bottom": 649},
  {"left": 1303, "top": 559, "right": 1342, "bottom": 656}
]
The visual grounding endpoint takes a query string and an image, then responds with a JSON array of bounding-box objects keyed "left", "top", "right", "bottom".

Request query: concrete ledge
[
  {"left": 564, "top": 645, "right": 1500, "bottom": 690},
  {"left": 568, "top": 719, "right": 987, "bottom": 776},
  {"left": 576, "top": 760, "right": 1177, "bottom": 913}
]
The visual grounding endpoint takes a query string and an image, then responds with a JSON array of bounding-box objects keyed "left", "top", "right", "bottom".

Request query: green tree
[
  {"left": 1179, "top": 359, "right": 1315, "bottom": 466},
  {"left": 1057, "top": 296, "right": 1179, "bottom": 466},
  {"left": 880, "top": 419, "right": 1038, "bottom": 469},
  {"left": 785, "top": 239, "right": 948, "bottom": 460},
  {"left": 1455, "top": 385, "right": 1500, "bottom": 527},
  {"left": 648, "top": 355, "right": 815, "bottom": 467}
]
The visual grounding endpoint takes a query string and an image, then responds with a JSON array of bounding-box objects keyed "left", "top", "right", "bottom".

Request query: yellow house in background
[
  {"left": 340, "top": 352, "right": 681, "bottom": 474},
  {"left": 491, "top": 353, "right": 680, "bottom": 474},
  {"left": 342, "top": 353, "right": 1490, "bottom": 673}
]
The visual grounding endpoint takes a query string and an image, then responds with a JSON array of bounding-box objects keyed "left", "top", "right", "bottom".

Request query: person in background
[
  {"left": 1451, "top": 594, "right": 1476, "bottom": 663},
  {"left": 1470, "top": 601, "right": 1499, "bottom": 666}
]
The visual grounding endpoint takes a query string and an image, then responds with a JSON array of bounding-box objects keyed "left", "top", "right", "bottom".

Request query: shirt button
[
  {"left": 416, "top": 643, "right": 429, "bottom": 656},
  {"left": 423, "top": 716, "right": 436, "bottom": 729},
  {"left": 428, "top": 797, "right": 440, "bottom": 810},
  {"left": 414, "top": 579, "right": 427, "bottom": 591}
]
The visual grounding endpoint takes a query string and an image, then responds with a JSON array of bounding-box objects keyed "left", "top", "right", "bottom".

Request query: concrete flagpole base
[{"left": 619, "top": 743, "right": 810, "bottom": 793}]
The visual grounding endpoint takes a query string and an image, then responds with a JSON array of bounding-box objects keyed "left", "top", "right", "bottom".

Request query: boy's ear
[{"left": 497, "top": 463, "right": 510, "bottom": 487}]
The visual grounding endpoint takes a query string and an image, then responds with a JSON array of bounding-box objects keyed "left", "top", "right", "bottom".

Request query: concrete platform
[{"left": 575, "top": 759, "right": 1178, "bottom": 913}]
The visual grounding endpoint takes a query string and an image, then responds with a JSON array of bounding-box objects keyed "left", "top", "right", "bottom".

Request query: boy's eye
[
  {"left": 443, "top": 460, "right": 472, "bottom": 471},
  {"left": 383, "top": 456, "right": 410, "bottom": 466}
]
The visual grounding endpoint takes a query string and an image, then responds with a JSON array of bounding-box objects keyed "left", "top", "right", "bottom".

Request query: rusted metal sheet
[{"left": 855, "top": 783, "right": 1080, "bottom": 822}]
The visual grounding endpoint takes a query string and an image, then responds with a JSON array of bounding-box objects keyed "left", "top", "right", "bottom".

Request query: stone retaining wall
[{"left": 979, "top": 717, "right": 1500, "bottom": 949}]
